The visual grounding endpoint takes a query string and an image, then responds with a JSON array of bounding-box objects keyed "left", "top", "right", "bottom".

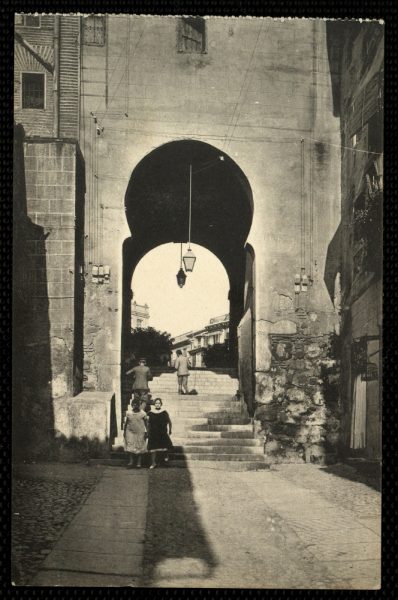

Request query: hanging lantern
[
  {"left": 176, "top": 267, "right": 187, "bottom": 288},
  {"left": 301, "top": 273, "right": 308, "bottom": 292},
  {"left": 183, "top": 248, "right": 196, "bottom": 272},
  {"left": 182, "top": 164, "right": 197, "bottom": 273}
]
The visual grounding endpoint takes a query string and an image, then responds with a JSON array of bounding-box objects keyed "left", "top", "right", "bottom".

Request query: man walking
[
  {"left": 174, "top": 349, "right": 191, "bottom": 395},
  {"left": 126, "top": 358, "right": 153, "bottom": 405}
]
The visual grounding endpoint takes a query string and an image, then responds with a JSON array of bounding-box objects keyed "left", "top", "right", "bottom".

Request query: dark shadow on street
[
  {"left": 13, "top": 123, "right": 54, "bottom": 461},
  {"left": 142, "top": 462, "right": 218, "bottom": 586},
  {"left": 320, "top": 462, "right": 381, "bottom": 492}
]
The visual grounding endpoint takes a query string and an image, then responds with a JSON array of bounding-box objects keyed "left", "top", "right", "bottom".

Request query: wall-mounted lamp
[
  {"left": 92, "top": 265, "right": 99, "bottom": 283},
  {"left": 294, "top": 273, "right": 301, "bottom": 294},
  {"left": 294, "top": 268, "right": 309, "bottom": 294},
  {"left": 301, "top": 269, "right": 308, "bottom": 293},
  {"left": 92, "top": 264, "right": 111, "bottom": 284}
]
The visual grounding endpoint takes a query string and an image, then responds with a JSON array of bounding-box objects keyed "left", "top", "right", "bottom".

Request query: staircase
[
  {"left": 148, "top": 370, "right": 239, "bottom": 396},
  {"left": 112, "top": 370, "right": 269, "bottom": 471}
]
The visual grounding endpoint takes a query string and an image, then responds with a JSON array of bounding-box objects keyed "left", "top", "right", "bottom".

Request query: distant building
[
  {"left": 131, "top": 302, "right": 150, "bottom": 330},
  {"left": 171, "top": 314, "right": 229, "bottom": 368}
]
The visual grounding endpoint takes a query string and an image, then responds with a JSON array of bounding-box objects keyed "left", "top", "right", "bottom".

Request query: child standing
[{"left": 123, "top": 399, "right": 148, "bottom": 468}]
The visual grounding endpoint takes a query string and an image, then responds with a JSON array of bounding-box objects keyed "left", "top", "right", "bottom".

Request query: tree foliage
[
  {"left": 203, "top": 342, "right": 232, "bottom": 368},
  {"left": 128, "top": 327, "right": 172, "bottom": 366}
]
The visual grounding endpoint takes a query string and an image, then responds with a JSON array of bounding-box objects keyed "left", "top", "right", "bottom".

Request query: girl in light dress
[{"left": 123, "top": 399, "right": 148, "bottom": 468}]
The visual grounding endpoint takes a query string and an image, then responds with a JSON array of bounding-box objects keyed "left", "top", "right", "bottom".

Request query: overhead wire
[
  {"left": 309, "top": 135, "right": 314, "bottom": 282},
  {"left": 125, "top": 15, "right": 131, "bottom": 117},
  {"left": 222, "top": 20, "right": 266, "bottom": 153},
  {"left": 97, "top": 26, "right": 145, "bottom": 128},
  {"left": 91, "top": 15, "right": 132, "bottom": 118},
  {"left": 301, "top": 138, "right": 305, "bottom": 270}
]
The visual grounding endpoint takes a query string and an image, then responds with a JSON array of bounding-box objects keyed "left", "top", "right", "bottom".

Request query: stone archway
[{"left": 121, "top": 139, "right": 254, "bottom": 415}]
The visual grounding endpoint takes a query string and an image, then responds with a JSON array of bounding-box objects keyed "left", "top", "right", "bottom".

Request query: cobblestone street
[
  {"left": 18, "top": 461, "right": 381, "bottom": 589},
  {"left": 12, "top": 463, "right": 104, "bottom": 585}
]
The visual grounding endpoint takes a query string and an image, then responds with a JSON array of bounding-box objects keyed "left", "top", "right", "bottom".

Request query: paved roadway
[{"left": 32, "top": 463, "right": 381, "bottom": 589}]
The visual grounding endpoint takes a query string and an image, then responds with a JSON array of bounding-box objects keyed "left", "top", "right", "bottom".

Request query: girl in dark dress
[{"left": 147, "top": 398, "right": 173, "bottom": 469}]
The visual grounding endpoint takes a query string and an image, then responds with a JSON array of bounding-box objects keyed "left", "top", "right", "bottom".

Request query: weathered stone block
[
  {"left": 53, "top": 391, "right": 114, "bottom": 443},
  {"left": 295, "top": 425, "right": 311, "bottom": 444},
  {"left": 305, "top": 405, "right": 327, "bottom": 426},
  {"left": 255, "top": 372, "right": 274, "bottom": 404},
  {"left": 312, "top": 389, "right": 325, "bottom": 405},
  {"left": 264, "top": 439, "right": 280, "bottom": 455},
  {"left": 285, "top": 401, "right": 310, "bottom": 418},
  {"left": 270, "top": 318, "right": 296, "bottom": 333},
  {"left": 307, "top": 426, "right": 326, "bottom": 444},
  {"left": 254, "top": 402, "right": 278, "bottom": 422},
  {"left": 305, "top": 343, "right": 322, "bottom": 358},
  {"left": 286, "top": 387, "right": 308, "bottom": 403},
  {"left": 304, "top": 444, "right": 326, "bottom": 464},
  {"left": 278, "top": 411, "right": 297, "bottom": 424}
]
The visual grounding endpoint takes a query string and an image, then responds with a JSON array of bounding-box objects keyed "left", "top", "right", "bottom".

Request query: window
[
  {"left": 22, "top": 73, "right": 45, "bottom": 109},
  {"left": 178, "top": 17, "right": 206, "bottom": 53},
  {"left": 15, "top": 15, "right": 41, "bottom": 27},
  {"left": 83, "top": 15, "right": 106, "bottom": 46}
]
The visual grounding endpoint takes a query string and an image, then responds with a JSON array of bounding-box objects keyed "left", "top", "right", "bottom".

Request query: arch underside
[{"left": 121, "top": 140, "right": 254, "bottom": 408}]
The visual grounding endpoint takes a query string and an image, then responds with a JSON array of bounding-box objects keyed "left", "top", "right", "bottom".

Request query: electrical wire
[
  {"left": 125, "top": 15, "right": 131, "bottom": 117},
  {"left": 222, "top": 20, "right": 266, "bottom": 153},
  {"left": 89, "top": 117, "right": 94, "bottom": 265},
  {"left": 88, "top": 121, "right": 381, "bottom": 156},
  {"left": 301, "top": 138, "right": 305, "bottom": 270},
  {"left": 91, "top": 15, "right": 132, "bottom": 118},
  {"left": 309, "top": 136, "right": 314, "bottom": 282},
  {"left": 98, "top": 26, "right": 145, "bottom": 128},
  {"left": 95, "top": 129, "right": 99, "bottom": 266}
]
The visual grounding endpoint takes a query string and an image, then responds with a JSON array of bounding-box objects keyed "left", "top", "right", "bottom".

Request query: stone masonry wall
[
  {"left": 25, "top": 141, "right": 76, "bottom": 398},
  {"left": 254, "top": 308, "right": 340, "bottom": 465}
]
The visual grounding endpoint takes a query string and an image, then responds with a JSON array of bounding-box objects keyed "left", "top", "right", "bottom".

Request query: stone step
[
  {"left": 152, "top": 373, "right": 238, "bottom": 379},
  {"left": 187, "top": 429, "right": 255, "bottom": 439},
  {"left": 172, "top": 437, "right": 262, "bottom": 447},
  {"left": 167, "top": 460, "right": 270, "bottom": 471},
  {"left": 149, "top": 378, "right": 239, "bottom": 390},
  {"left": 150, "top": 382, "right": 238, "bottom": 387},
  {"left": 207, "top": 416, "right": 251, "bottom": 425},
  {"left": 169, "top": 452, "right": 266, "bottom": 462},
  {"left": 148, "top": 394, "right": 238, "bottom": 402},
  {"left": 168, "top": 410, "right": 243, "bottom": 419},
  {"left": 151, "top": 381, "right": 238, "bottom": 385},
  {"left": 191, "top": 423, "right": 253, "bottom": 432},
  {"left": 172, "top": 445, "right": 264, "bottom": 455},
  {"left": 149, "top": 386, "right": 237, "bottom": 400},
  {"left": 153, "top": 376, "right": 237, "bottom": 380}
]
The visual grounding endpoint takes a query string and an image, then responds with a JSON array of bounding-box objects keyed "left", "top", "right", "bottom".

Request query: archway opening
[{"left": 122, "top": 140, "right": 253, "bottom": 413}]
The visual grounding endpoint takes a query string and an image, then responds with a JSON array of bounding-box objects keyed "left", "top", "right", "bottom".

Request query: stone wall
[
  {"left": 79, "top": 17, "right": 341, "bottom": 440},
  {"left": 253, "top": 303, "right": 340, "bottom": 464},
  {"left": 14, "top": 139, "right": 85, "bottom": 458}
]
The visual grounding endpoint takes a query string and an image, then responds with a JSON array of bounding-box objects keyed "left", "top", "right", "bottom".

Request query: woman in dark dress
[{"left": 147, "top": 398, "right": 173, "bottom": 469}]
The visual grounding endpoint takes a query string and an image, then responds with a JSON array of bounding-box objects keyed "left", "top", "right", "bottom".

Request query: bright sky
[{"left": 132, "top": 243, "right": 229, "bottom": 338}]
